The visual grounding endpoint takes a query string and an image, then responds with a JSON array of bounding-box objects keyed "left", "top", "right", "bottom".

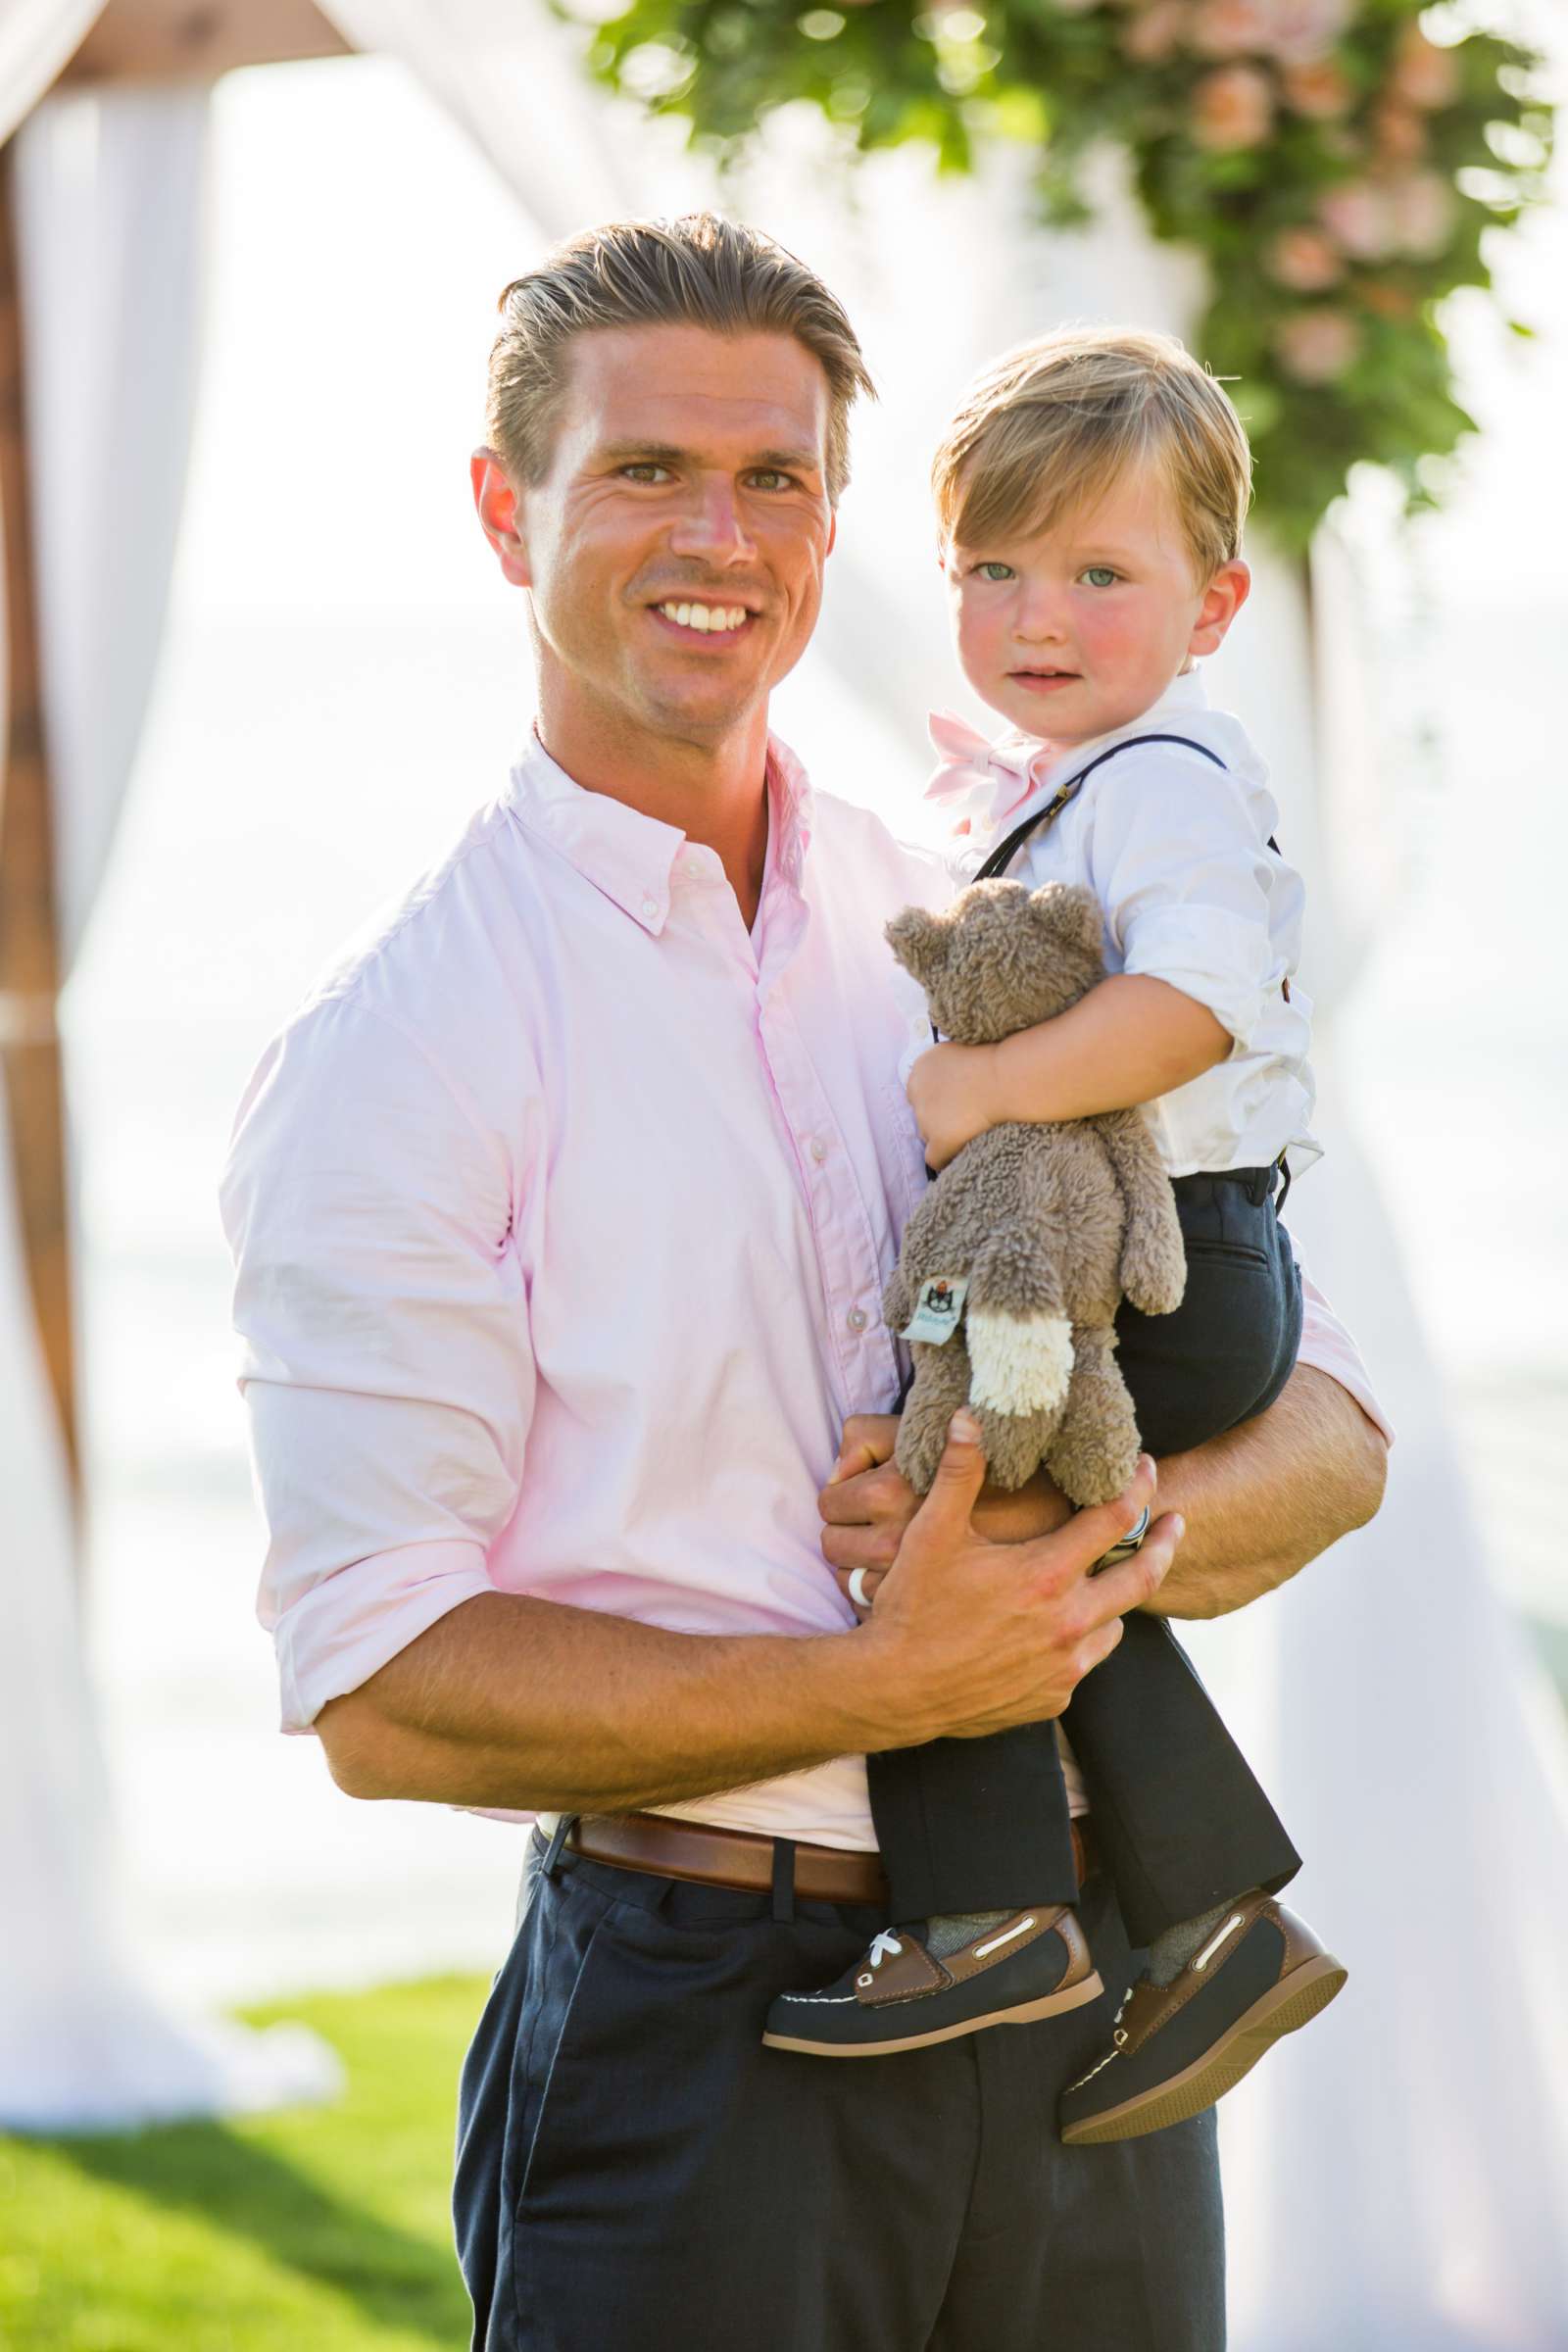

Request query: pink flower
[
  {"left": 1191, "top": 0, "right": 1273, "bottom": 59},
  {"left": 1273, "top": 309, "right": 1361, "bottom": 383},
  {"left": 1357, "top": 280, "right": 1418, "bottom": 323},
  {"left": 1263, "top": 0, "right": 1351, "bottom": 66},
  {"left": 1389, "top": 170, "right": 1456, "bottom": 259},
  {"left": 1372, "top": 103, "right": 1427, "bottom": 164},
  {"left": 1391, "top": 24, "right": 1461, "bottom": 112},
  {"left": 1193, "top": 64, "right": 1274, "bottom": 150},
  {"left": 1120, "top": 2, "right": 1188, "bottom": 65},
  {"left": 1265, "top": 226, "right": 1345, "bottom": 292},
  {"left": 1316, "top": 178, "right": 1398, "bottom": 262},
  {"left": 1280, "top": 56, "right": 1353, "bottom": 119}
]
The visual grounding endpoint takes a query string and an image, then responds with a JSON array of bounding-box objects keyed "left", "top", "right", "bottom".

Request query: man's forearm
[
  {"left": 317, "top": 1592, "right": 895, "bottom": 1812},
  {"left": 1143, "top": 1363, "right": 1386, "bottom": 1620}
]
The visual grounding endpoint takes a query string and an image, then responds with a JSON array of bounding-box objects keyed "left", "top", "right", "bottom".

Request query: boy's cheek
[{"left": 953, "top": 597, "right": 1004, "bottom": 679}]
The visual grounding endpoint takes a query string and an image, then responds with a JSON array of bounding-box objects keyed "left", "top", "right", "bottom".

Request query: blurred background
[{"left": 3, "top": 1, "right": 1565, "bottom": 2346}]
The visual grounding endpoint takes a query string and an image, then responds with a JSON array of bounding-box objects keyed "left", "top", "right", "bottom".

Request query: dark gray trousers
[
  {"left": 455, "top": 1838, "right": 1225, "bottom": 2350},
  {"left": 869, "top": 1166, "right": 1304, "bottom": 1942}
]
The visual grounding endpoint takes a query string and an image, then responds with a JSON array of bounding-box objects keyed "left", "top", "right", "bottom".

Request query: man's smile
[{"left": 650, "top": 598, "right": 759, "bottom": 641}]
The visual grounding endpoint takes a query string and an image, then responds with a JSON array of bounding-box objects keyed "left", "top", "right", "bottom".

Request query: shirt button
[
  {"left": 641, "top": 896, "right": 660, "bottom": 920},
  {"left": 847, "top": 1306, "right": 868, "bottom": 1333},
  {"left": 809, "top": 1138, "right": 827, "bottom": 1164}
]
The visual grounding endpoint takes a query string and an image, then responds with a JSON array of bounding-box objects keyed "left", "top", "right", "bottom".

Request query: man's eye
[
  {"left": 1081, "top": 565, "right": 1119, "bottom": 588},
  {"left": 974, "top": 562, "right": 1014, "bottom": 582},
  {"left": 747, "top": 469, "right": 795, "bottom": 492},
  {"left": 621, "top": 464, "right": 672, "bottom": 483}
]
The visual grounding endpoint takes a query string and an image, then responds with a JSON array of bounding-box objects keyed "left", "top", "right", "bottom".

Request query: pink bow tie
[{"left": 924, "top": 710, "right": 1054, "bottom": 839}]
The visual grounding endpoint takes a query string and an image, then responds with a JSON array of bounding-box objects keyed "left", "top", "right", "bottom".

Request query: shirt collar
[
  {"left": 925, "top": 667, "right": 1212, "bottom": 842},
  {"left": 506, "top": 728, "right": 814, "bottom": 934}
]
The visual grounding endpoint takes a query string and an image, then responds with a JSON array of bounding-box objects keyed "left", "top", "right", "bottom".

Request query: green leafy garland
[{"left": 565, "top": 0, "right": 1552, "bottom": 549}]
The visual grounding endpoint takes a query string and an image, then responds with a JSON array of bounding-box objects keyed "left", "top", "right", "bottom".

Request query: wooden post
[{"left": 0, "top": 139, "right": 75, "bottom": 1480}]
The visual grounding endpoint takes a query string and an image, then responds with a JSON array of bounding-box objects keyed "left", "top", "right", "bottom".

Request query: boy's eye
[
  {"left": 973, "top": 561, "right": 1015, "bottom": 582},
  {"left": 1080, "top": 564, "right": 1119, "bottom": 588}
]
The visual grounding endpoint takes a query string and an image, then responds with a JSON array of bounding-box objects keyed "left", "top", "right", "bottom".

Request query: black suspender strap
[{"left": 974, "top": 731, "right": 1231, "bottom": 883}]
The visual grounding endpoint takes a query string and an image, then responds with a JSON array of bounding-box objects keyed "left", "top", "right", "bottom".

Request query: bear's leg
[
  {"left": 965, "top": 1231, "right": 1073, "bottom": 1428},
  {"left": 969, "top": 1396, "right": 1063, "bottom": 1493},
  {"left": 1045, "top": 1322, "right": 1142, "bottom": 1507},
  {"left": 894, "top": 1337, "right": 974, "bottom": 1495}
]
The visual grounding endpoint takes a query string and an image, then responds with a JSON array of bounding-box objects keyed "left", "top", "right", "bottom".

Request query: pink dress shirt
[{"left": 221, "top": 731, "right": 1389, "bottom": 1850}]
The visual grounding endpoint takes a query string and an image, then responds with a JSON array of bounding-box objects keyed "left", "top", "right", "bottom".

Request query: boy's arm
[{"left": 906, "top": 976, "right": 1230, "bottom": 1171}]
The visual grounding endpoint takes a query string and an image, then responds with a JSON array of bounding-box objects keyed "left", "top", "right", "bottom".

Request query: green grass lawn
[{"left": 0, "top": 1976, "right": 489, "bottom": 2352}]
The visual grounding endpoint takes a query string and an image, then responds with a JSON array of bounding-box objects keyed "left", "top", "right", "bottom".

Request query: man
[{"left": 221, "top": 214, "right": 1387, "bottom": 2350}]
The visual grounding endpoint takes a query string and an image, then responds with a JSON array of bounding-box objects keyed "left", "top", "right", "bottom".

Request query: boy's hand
[{"left": 905, "top": 1041, "right": 999, "bottom": 1172}]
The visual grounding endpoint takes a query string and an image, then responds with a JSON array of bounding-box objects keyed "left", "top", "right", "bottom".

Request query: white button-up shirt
[
  {"left": 221, "top": 731, "right": 1385, "bottom": 1849},
  {"left": 944, "top": 671, "right": 1321, "bottom": 1181}
]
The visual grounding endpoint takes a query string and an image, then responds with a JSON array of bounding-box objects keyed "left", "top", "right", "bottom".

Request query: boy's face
[{"left": 943, "top": 461, "right": 1249, "bottom": 748}]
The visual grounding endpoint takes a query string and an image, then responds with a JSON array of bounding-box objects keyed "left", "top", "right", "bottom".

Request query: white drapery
[
  {"left": 0, "top": 61, "right": 338, "bottom": 2130},
  {"left": 0, "top": 0, "right": 104, "bottom": 149}
]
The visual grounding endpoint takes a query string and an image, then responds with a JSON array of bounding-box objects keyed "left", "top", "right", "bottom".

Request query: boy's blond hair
[{"left": 932, "top": 325, "right": 1251, "bottom": 584}]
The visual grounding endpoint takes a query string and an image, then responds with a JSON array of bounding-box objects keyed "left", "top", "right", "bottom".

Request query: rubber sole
[
  {"left": 1059, "top": 1953, "right": 1348, "bottom": 2144},
  {"left": 762, "top": 1968, "right": 1104, "bottom": 2058}
]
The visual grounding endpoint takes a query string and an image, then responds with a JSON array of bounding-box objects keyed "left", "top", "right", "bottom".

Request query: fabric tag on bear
[{"left": 901, "top": 1275, "right": 968, "bottom": 1346}]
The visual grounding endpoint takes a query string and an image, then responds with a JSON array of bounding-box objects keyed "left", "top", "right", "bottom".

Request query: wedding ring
[{"left": 848, "top": 1566, "right": 872, "bottom": 1611}]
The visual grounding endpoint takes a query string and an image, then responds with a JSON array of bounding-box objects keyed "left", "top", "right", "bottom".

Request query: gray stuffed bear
[{"left": 885, "top": 878, "right": 1188, "bottom": 1504}]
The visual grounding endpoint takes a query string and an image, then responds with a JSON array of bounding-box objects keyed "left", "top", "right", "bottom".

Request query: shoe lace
[{"left": 866, "top": 1931, "right": 905, "bottom": 1969}]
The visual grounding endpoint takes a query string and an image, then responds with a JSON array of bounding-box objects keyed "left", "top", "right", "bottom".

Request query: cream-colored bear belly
[{"left": 966, "top": 1309, "right": 1075, "bottom": 1416}]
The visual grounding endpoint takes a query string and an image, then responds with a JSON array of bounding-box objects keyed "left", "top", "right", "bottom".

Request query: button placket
[{"left": 755, "top": 1001, "right": 894, "bottom": 1407}]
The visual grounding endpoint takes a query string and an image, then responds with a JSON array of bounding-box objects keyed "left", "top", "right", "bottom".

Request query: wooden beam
[
  {"left": 60, "top": 0, "right": 353, "bottom": 87},
  {"left": 0, "top": 145, "right": 76, "bottom": 1482}
]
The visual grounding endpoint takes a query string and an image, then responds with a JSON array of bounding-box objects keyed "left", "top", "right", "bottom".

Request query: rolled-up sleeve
[
  {"left": 1087, "top": 757, "right": 1278, "bottom": 1049},
  {"left": 220, "top": 990, "right": 533, "bottom": 1733},
  {"left": 1293, "top": 1259, "right": 1394, "bottom": 1447}
]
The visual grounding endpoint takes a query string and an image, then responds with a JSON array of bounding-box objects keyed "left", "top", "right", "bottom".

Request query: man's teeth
[{"left": 657, "top": 602, "right": 751, "bottom": 633}]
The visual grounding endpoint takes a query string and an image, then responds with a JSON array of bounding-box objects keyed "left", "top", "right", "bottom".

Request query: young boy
[{"left": 764, "top": 327, "right": 1346, "bottom": 2145}]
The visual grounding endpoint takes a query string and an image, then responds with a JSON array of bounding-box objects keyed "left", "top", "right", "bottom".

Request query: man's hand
[
  {"left": 905, "top": 1041, "right": 999, "bottom": 1173},
  {"left": 821, "top": 1412, "right": 1071, "bottom": 1607},
  {"left": 852, "top": 1412, "right": 1182, "bottom": 1742},
  {"left": 823, "top": 1359, "right": 1389, "bottom": 1629}
]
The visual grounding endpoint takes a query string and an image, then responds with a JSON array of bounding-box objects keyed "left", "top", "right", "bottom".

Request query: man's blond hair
[
  {"left": 932, "top": 326, "right": 1252, "bottom": 583},
  {"left": 486, "top": 213, "right": 875, "bottom": 504}
]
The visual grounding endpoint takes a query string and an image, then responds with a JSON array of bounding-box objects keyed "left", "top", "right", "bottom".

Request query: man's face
[{"left": 476, "top": 322, "right": 837, "bottom": 752}]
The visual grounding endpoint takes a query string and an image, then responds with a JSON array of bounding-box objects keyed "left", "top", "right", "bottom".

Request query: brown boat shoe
[
  {"left": 1058, "top": 1889, "right": 1347, "bottom": 2144},
  {"left": 762, "top": 1904, "right": 1103, "bottom": 2057}
]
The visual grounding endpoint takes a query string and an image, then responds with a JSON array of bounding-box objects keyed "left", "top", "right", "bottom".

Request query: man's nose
[{"left": 668, "top": 478, "right": 758, "bottom": 566}]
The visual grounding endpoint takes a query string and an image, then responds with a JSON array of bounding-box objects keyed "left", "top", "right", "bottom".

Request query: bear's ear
[
  {"left": 885, "top": 906, "right": 952, "bottom": 990},
  {"left": 1030, "top": 882, "right": 1103, "bottom": 962}
]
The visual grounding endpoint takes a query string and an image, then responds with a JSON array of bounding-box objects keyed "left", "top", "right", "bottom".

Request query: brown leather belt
[{"left": 564, "top": 1810, "right": 1095, "bottom": 1905}]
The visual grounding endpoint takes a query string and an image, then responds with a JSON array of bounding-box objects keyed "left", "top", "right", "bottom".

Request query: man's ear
[
  {"left": 885, "top": 906, "right": 951, "bottom": 991},
  {"left": 1188, "top": 558, "right": 1250, "bottom": 661},
  {"left": 471, "top": 449, "right": 531, "bottom": 588}
]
